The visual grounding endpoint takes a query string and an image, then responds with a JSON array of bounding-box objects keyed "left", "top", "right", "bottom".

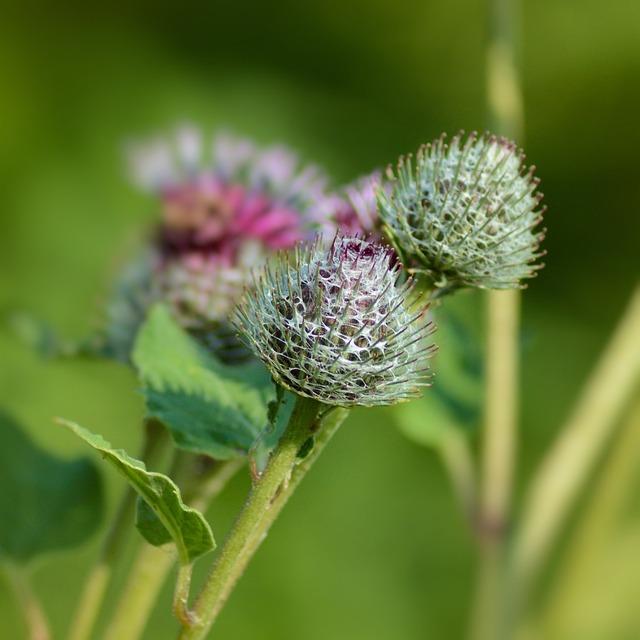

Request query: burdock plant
[
  {"left": 173, "top": 235, "right": 435, "bottom": 639},
  {"left": 5, "top": 87, "right": 640, "bottom": 640}
]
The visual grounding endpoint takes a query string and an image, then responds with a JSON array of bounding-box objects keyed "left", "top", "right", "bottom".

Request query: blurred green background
[{"left": 1, "top": 1, "right": 639, "bottom": 638}]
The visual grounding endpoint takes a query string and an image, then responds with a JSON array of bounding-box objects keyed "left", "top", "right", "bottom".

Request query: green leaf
[
  {"left": 395, "top": 291, "right": 484, "bottom": 448},
  {"left": 135, "top": 499, "right": 174, "bottom": 547},
  {"left": 132, "top": 304, "right": 284, "bottom": 459},
  {"left": 58, "top": 419, "right": 215, "bottom": 564},
  {"left": 0, "top": 411, "right": 103, "bottom": 563}
]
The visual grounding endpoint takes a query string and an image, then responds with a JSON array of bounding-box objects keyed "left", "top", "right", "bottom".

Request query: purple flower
[{"left": 124, "top": 127, "right": 331, "bottom": 330}]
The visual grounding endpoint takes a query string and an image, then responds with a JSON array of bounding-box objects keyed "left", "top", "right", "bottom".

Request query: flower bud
[
  {"left": 105, "top": 128, "right": 332, "bottom": 361},
  {"left": 378, "top": 132, "right": 546, "bottom": 291},
  {"left": 233, "top": 236, "right": 436, "bottom": 407}
]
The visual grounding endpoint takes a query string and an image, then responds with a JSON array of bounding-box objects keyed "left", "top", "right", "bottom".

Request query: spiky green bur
[
  {"left": 233, "top": 236, "right": 436, "bottom": 407},
  {"left": 378, "top": 132, "right": 546, "bottom": 291}
]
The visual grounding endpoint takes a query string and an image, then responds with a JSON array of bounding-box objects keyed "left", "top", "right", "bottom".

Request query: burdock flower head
[
  {"left": 378, "top": 132, "right": 546, "bottom": 292},
  {"left": 129, "top": 127, "right": 329, "bottom": 325},
  {"left": 233, "top": 235, "right": 436, "bottom": 407},
  {"left": 104, "top": 127, "right": 330, "bottom": 360}
]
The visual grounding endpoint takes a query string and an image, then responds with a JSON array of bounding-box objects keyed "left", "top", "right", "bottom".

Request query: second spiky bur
[
  {"left": 378, "top": 132, "right": 546, "bottom": 292},
  {"left": 233, "top": 235, "right": 436, "bottom": 407}
]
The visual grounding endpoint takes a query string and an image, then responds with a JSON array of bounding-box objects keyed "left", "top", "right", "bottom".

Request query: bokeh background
[{"left": 1, "top": 1, "right": 639, "bottom": 638}]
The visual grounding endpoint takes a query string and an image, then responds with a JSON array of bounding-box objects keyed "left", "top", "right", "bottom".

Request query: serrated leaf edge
[{"left": 56, "top": 418, "right": 215, "bottom": 564}]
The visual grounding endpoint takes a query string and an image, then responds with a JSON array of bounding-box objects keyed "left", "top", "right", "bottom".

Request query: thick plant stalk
[
  {"left": 480, "top": 0, "right": 524, "bottom": 528},
  {"left": 68, "top": 419, "right": 168, "bottom": 640},
  {"left": 210, "top": 406, "right": 350, "bottom": 598},
  {"left": 470, "top": 0, "right": 524, "bottom": 638},
  {"left": 510, "top": 285, "right": 640, "bottom": 617},
  {"left": 102, "top": 458, "right": 243, "bottom": 640},
  {"left": 471, "top": 289, "right": 521, "bottom": 640},
  {"left": 475, "top": 0, "right": 524, "bottom": 631},
  {"left": 480, "top": 290, "right": 521, "bottom": 531},
  {"left": 103, "top": 545, "right": 176, "bottom": 640},
  {"left": 485, "top": 0, "right": 524, "bottom": 139},
  {"left": 177, "top": 398, "right": 349, "bottom": 640},
  {"left": 2, "top": 563, "right": 50, "bottom": 640}
]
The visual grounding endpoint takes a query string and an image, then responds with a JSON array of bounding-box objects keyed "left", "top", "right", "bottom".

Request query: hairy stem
[
  {"left": 177, "top": 397, "right": 347, "bottom": 640},
  {"left": 68, "top": 418, "right": 168, "bottom": 640},
  {"left": 102, "top": 457, "right": 243, "bottom": 640},
  {"left": 173, "top": 564, "right": 196, "bottom": 627},
  {"left": 470, "top": 0, "right": 523, "bottom": 638},
  {"left": 2, "top": 563, "right": 50, "bottom": 640},
  {"left": 510, "top": 284, "right": 640, "bottom": 622},
  {"left": 218, "top": 405, "right": 350, "bottom": 592}
]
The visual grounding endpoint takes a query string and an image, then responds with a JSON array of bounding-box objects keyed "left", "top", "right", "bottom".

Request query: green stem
[
  {"left": 470, "top": 1, "right": 524, "bottom": 636},
  {"left": 102, "top": 457, "right": 243, "bottom": 640},
  {"left": 173, "top": 564, "right": 196, "bottom": 627},
  {"left": 229, "top": 405, "right": 350, "bottom": 583},
  {"left": 2, "top": 563, "right": 51, "bottom": 640},
  {"left": 68, "top": 418, "right": 168, "bottom": 640},
  {"left": 177, "top": 396, "right": 336, "bottom": 639},
  {"left": 486, "top": 0, "right": 524, "bottom": 139},
  {"left": 103, "top": 545, "right": 177, "bottom": 640},
  {"left": 509, "top": 284, "right": 640, "bottom": 624},
  {"left": 480, "top": 290, "right": 520, "bottom": 537},
  {"left": 471, "top": 289, "right": 521, "bottom": 640},
  {"left": 205, "top": 406, "right": 350, "bottom": 616}
]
